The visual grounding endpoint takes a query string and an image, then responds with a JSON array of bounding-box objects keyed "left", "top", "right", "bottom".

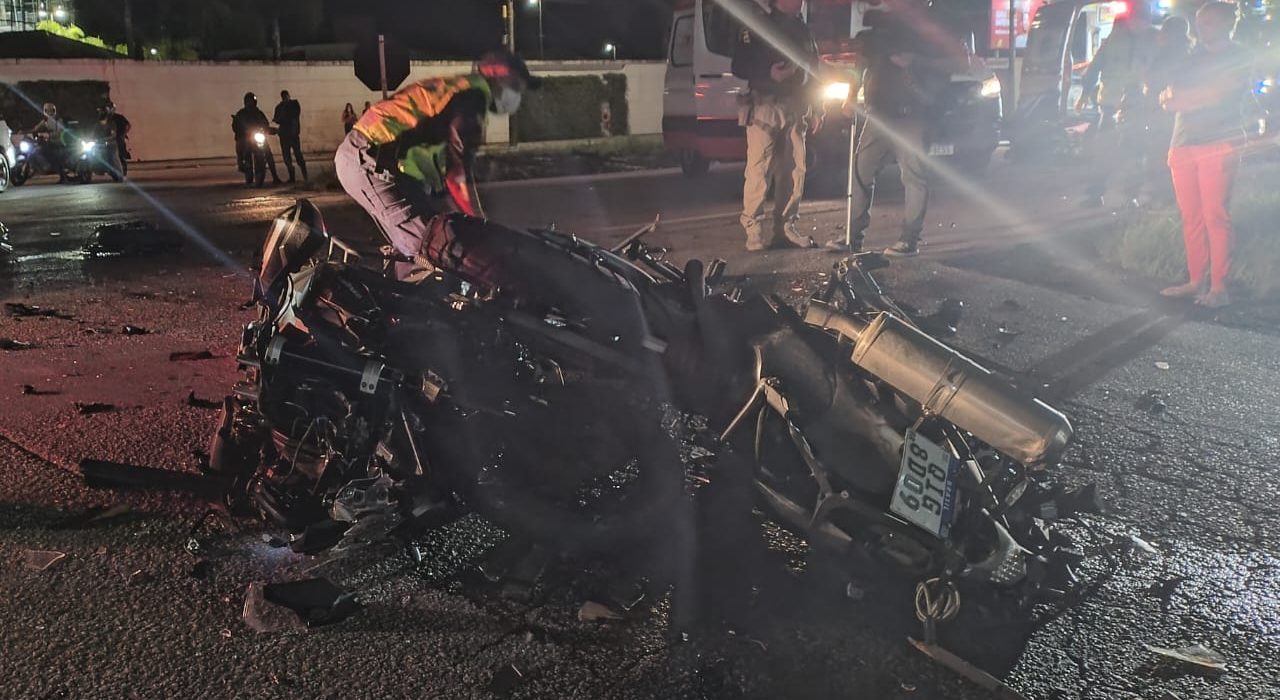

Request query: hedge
[
  {"left": 512, "top": 74, "right": 628, "bottom": 143},
  {"left": 0, "top": 80, "right": 111, "bottom": 132}
]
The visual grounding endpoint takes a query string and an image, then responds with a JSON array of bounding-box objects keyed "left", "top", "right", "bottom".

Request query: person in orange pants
[{"left": 1158, "top": 2, "right": 1251, "bottom": 308}]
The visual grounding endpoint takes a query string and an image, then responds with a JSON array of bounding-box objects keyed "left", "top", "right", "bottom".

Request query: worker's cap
[{"left": 476, "top": 49, "right": 543, "bottom": 89}]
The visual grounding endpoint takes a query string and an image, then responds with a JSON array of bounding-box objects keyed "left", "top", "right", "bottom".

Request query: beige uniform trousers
[{"left": 740, "top": 97, "right": 810, "bottom": 249}]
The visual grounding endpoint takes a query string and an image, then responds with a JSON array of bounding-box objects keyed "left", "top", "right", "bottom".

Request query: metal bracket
[
  {"left": 264, "top": 335, "right": 286, "bottom": 366},
  {"left": 359, "top": 361, "right": 385, "bottom": 395}
]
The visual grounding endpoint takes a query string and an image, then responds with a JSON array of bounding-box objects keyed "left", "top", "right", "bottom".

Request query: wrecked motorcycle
[{"left": 211, "top": 200, "right": 1083, "bottom": 612}]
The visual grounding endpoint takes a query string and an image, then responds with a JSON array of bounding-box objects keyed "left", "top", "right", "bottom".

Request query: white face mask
[{"left": 493, "top": 88, "right": 523, "bottom": 115}]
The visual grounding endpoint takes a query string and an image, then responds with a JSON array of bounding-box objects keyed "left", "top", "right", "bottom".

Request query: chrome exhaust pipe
[{"left": 805, "top": 302, "right": 1073, "bottom": 467}]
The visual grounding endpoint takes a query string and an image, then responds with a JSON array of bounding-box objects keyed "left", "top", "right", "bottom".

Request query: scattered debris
[
  {"left": 128, "top": 569, "right": 153, "bottom": 585},
  {"left": 995, "top": 324, "right": 1022, "bottom": 339},
  {"left": 844, "top": 581, "right": 866, "bottom": 601},
  {"left": 486, "top": 664, "right": 526, "bottom": 697},
  {"left": 80, "top": 458, "right": 230, "bottom": 498},
  {"left": 924, "top": 298, "right": 965, "bottom": 336},
  {"left": 5, "top": 302, "right": 74, "bottom": 320},
  {"left": 1146, "top": 643, "right": 1227, "bottom": 673},
  {"left": 84, "top": 221, "right": 183, "bottom": 257},
  {"left": 262, "top": 578, "right": 360, "bottom": 627},
  {"left": 21, "top": 384, "right": 58, "bottom": 395},
  {"left": 121, "top": 325, "right": 152, "bottom": 336},
  {"left": 220, "top": 628, "right": 233, "bottom": 639},
  {"left": 186, "top": 391, "right": 221, "bottom": 410},
  {"left": 1135, "top": 390, "right": 1168, "bottom": 415},
  {"left": 261, "top": 533, "right": 289, "bottom": 549},
  {"left": 1, "top": 338, "right": 34, "bottom": 351},
  {"left": 577, "top": 600, "right": 624, "bottom": 622},
  {"left": 1154, "top": 361, "right": 1171, "bottom": 371},
  {"left": 75, "top": 402, "right": 116, "bottom": 415},
  {"left": 1127, "top": 534, "right": 1160, "bottom": 558},
  {"left": 169, "top": 350, "right": 216, "bottom": 362},
  {"left": 290, "top": 520, "right": 350, "bottom": 555},
  {"left": 243, "top": 582, "right": 308, "bottom": 633},
  {"left": 909, "top": 638, "right": 1029, "bottom": 699},
  {"left": 22, "top": 549, "right": 67, "bottom": 571}
]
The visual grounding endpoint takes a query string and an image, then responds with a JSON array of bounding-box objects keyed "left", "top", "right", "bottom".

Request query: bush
[
  {"left": 35, "top": 20, "right": 126, "bottom": 55},
  {"left": 1101, "top": 177, "right": 1280, "bottom": 297},
  {"left": 0, "top": 80, "right": 111, "bottom": 131},
  {"left": 512, "top": 74, "right": 628, "bottom": 142}
]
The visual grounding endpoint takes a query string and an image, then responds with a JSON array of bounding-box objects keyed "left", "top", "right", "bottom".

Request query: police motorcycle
[{"left": 209, "top": 200, "right": 1086, "bottom": 619}]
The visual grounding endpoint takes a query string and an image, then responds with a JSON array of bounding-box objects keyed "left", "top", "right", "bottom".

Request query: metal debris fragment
[
  {"left": 1154, "top": 361, "right": 1171, "bottom": 370},
  {"left": 5, "top": 302, "right": 74, "bottom": 320},
  {"left": 1, "top": 338, "right": 34, "bottom": 351},
  {"left": 121, "top": 325, "right": 152, "bottom": 336}
]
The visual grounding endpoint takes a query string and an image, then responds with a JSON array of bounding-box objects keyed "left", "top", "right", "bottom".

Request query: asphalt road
[{"left": 0, "top": 158, "right": 1278, "bottom": 699}]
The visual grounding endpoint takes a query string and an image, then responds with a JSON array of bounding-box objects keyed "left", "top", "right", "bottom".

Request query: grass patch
[{"left": 1100, "top": 171, "right": 1280, "bottom": 298}]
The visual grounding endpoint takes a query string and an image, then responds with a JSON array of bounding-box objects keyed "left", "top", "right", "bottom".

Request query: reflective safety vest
[{"left": 354, "top": 75, "right": 493, "bottom": 190}]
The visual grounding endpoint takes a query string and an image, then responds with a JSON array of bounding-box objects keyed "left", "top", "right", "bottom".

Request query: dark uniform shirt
[
  {"left": 232, "top": 107, "right": 270, "bottom": 140},
  {"left": 855, "top": 15, "right": 945, "bottom": 119},
  {"left": 731, "top": 9, "right": 818, "bottom": 98},
  {"left": 273, "top": 99, "right": 302, "bottom": 138},
  {"left": 1169, "top": 44, "right": 1252, "bottom": 147}
]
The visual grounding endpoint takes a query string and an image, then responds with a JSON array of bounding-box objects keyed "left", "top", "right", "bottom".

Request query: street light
[
  {"left": 149, "top": 47, "right": 158, "bottom": 57},
  {"left": 603, "top": 42, "right": 617, "bottom": 60},
  {"left": 527, "top": 0, "right": 544, "bottom": 59},
  {"left": 52, "top": 6, "right": 67, "bottom": 22}
]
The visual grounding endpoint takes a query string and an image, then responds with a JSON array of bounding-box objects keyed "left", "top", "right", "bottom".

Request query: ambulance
[{"left": 663, "top": 0, "right": 1005, "bottom": 176}]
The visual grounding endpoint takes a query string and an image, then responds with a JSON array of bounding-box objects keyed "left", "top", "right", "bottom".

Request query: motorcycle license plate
[
  {"left": 889, "top": 429, "right": 960, "bottom": 539},
  {"left": 927, "top": 143, "right": 955, "bottom": 156}
]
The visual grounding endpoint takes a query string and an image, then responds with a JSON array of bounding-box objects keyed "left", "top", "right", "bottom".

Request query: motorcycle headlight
[
  {"left": 823, "top": 81, "right": 852, "bottom": 103},
  {"left": 253, "top": 132, "right": 266, "bottom": 147},
  {"left": 80, "top": 140, "right": 96, "bottom": 154},
  {"left": 980, "top": 75, "right": 1002, "bottom": 99},
  {"left": 19, "top": 140, "right": 31, "bottom": 154}
]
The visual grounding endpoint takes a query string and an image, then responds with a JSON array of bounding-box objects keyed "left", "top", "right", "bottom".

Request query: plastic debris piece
[
  {"left": 1, "top": 338, "right": 34, "bottom": 351},
  {"left": 243, "top": 582, "right": 308, "bottom": 633},
  {"left": 75, "top": 402, "right": 116, "bottom": 415},
  {"left": 121, "top": 325, "right": 151, "bottom": 336},
  {"left": 1154, "top": 361, "right": 1171, "bottom": 370},
  {"left": 845, "top": 581, "right": 866, "bottom": 601},
  {"left": 5, "top": 302, "right": 74, "bottom": 320},
  {"left": 186, "top": 392, "right": 221, "bottom": 410},
  {"left": 262, "top": 578, "right": 360, "bottom": 627},
  {"left": 1128, "top": 534, "right": 1160, "bottom": 557},
  {"left": 128, "top": 569, "right": 153, "bottom": 585},
  {"left": 80, "top": 458, "right": 230, "bottom": 497},
  {"left": 1146, "top": 643, "right": 1227, "bottom": 672},
  {"left": 1135, "top": 390, "right": 1168, "bottom": 415},
  {"left": 578, "top": 600, "right": 624, "bottom": 622},
  {"left": 21, "top": 384, "right": 58, "bottom": 395},
  {"left": 22, "top": 549, "right": 67, "bottom": 571},
  {"left": 85, "top": 221, "right": 183, "bottom": 257},
  {"left": 220, "top": 628, "right": 233, "bottom": 639},
  {"left": 169, "top": 350, "right": 216, "bottom": 362}
]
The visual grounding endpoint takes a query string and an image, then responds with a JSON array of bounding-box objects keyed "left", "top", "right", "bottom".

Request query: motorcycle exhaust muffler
[{"left": 805, "top": 303, "right": 1072, "bottom": 467}]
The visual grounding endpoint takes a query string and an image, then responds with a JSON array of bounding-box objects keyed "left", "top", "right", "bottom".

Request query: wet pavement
[{"left": 1, "top": 158, "right": 1278, "bottom": 699}]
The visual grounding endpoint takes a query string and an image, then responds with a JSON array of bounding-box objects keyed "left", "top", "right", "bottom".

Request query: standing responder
[
  {"left": 732, "top": 0, "right": 820, "bottom": 252},
  {"left": 827, "top": 0, "right": 965, "bottom": 256},
  {"left": 273, "top": 90, "right": 308, "bottom": 183},
  {"left": 334, "top": 50, "right": 539, "bottom": 281},
  {"left": 1076, "top": 3, "right": 1156, "bottom": 205}
]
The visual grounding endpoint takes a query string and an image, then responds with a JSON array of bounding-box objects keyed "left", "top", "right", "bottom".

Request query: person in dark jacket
[
  {"left": 273, "top": 90, "right": 307, "bottom": 182},
  {"left": 232, "top": 92, "right": 281, "bottom": 186},
  {"left": 732, "top": 0, "right": 820, "bottom": 251},
  {"left": 104, "top": 102, "right": 131, "bottom": 177}
]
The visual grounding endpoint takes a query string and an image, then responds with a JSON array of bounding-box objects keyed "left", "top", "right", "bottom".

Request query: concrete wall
[{"left": 0, "top": 59, "right": 667, "bottom": 162}]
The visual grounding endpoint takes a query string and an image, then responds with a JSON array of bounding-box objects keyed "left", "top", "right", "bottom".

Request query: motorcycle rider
[
  {"left": 32, "top": 102, "right": 69, "bottom": 181},
  {"left": 273, "top": 90, "right": 307, "bottom": 183},
  {"left": 232, "top": 92, "right": 282, "bottom": 186},
  {"left": 104, "top": 102, "right": 131, "bottom": 177},
  {"left": 93, "top": 107, "right": 124, "bottom": 181},
  {"left": 335, "top": 49, "right": 540, "bottom": 281}
]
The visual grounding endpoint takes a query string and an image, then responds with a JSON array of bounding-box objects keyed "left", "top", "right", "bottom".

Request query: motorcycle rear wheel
[{"left": 0, "top": 158, "right": 9, "bottom": 192}]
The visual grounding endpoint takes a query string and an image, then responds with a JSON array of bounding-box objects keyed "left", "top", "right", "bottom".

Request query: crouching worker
[{"left": 335, "top": 49, "right": 539, "bottom": 281}]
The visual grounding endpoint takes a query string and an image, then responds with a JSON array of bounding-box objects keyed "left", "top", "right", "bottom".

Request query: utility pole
[
  {"left": 124, "top": 0, "right": 135, "bottom": 56},
  {"left": 502, "top": 0, "right": 516, "bottom": 52},
  {"left": 1007, "top": 0, "right": 1017, "bottom": 107}
]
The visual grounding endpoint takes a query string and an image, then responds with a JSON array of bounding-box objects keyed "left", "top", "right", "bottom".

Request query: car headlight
[
  {"left": 80, "top": 140, "right": 96, "bottom": 154},
  {"left": 19, "top": 140, "right": 31, "bottom": 154},
  {"left": 980, "top": 75, "right": 1002, "bottom": 99},
  {"left": 823, "top": 81, "right": 851, "bottom": 102},
  {"left": 253, "top": 132, "right": 266, "bottom": 146}
]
